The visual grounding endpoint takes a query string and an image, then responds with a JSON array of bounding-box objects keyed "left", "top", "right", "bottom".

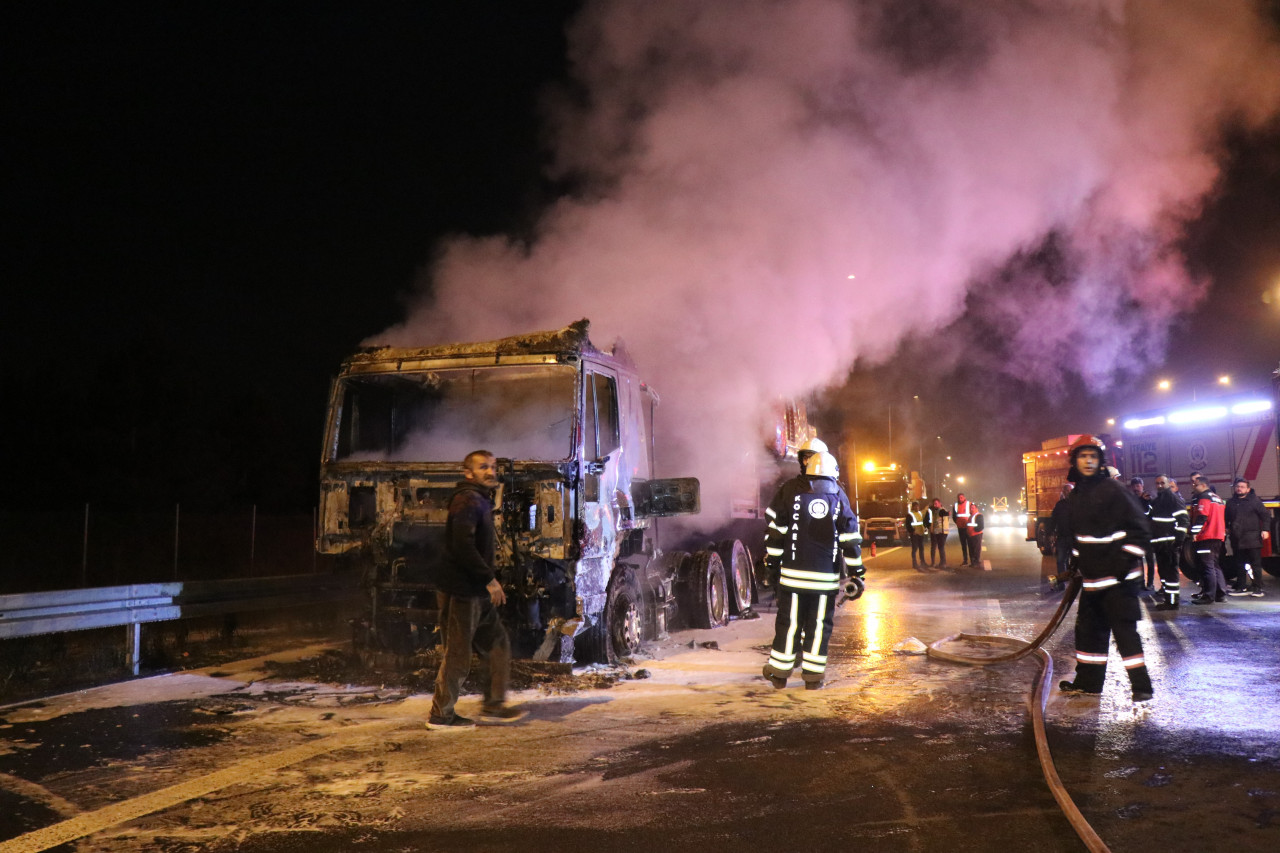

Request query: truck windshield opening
[{"left": 331, "top": 364, "right": 576, "bottom": 463}]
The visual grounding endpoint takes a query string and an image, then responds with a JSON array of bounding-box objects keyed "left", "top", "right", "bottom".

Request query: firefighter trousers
[
  {"left": 765, "top": 587, "right": 835, "bottom": 685},
  {"left": 1154, "top": 541, "right": 1181, "bottom": 604},
  {"left": 1070, "top": 582, "right": 1152, "bottom": 696}
]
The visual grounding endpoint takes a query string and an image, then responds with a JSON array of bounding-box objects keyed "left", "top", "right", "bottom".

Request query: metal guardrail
[{"left": 0, "top": 573, "right": 359, "bottom": 675}]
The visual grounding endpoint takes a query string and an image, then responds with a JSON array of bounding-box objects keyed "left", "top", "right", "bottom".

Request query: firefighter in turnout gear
[
  {"left": 1057, "top": 435, "right": 1155, "bottom": 703},
  {"left": 762, "top": 450, "right": 862, "bottom": 690},
  {"left": 1150, "top": 474, "right": 1188, "bottom": 610}
]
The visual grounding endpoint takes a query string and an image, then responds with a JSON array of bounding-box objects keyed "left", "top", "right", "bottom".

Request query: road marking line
[{"left": 0, "top": 719, "right": 404, "bottom": 853}]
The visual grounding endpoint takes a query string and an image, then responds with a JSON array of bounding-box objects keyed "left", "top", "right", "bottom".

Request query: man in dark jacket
[
  {"left": 428, "top": 450, "right": 523, "bottom": 728},
  {"left": 1048, "top": 484, "right": 1073, "bottom": 591},
  {"left": 1058, "top": 436, "right": 1154, "bottom": 704},
  {"left": 1128, "top": 477, "right": 1157, "bottom": 590},
  {"left": 762, "top": 451, "right": 862, "bottom": 690},
  {"left": 1225, "top": 477, "right": 1271, "bottom": 598}
]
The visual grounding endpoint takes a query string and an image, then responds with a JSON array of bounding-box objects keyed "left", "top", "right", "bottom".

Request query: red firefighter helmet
[
  {"left": 1068, "top": 434, "right": 1107, "bottom": 459},
  {"left": 1067, "top": 434, "right": 1109, "bottom": 482}
]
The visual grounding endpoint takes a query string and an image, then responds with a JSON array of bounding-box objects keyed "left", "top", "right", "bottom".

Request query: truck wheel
[
  {"left": 605, "top": 568, "right": 646, "bottom": 662},
  {"left": 1034, "top": 519, "right": 1053, "bottom": 556},
  {"left": 716, "top": 539, "right": 754, "bottom": 615},
  {"left": 687, "top": 551, "right": 729, "bottom": 629}
]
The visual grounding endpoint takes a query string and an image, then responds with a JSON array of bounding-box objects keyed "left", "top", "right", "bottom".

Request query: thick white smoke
[{"left": 375, "top": 0, "right": 1280, "bottom": 522}]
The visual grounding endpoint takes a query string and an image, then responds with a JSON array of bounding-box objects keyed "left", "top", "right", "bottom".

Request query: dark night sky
[
  {"left": 3, "top": 1, "right": 1278, "bottom": 511},
  {"left": 3, "top": 2, "right": 579, "bottom": 510}
]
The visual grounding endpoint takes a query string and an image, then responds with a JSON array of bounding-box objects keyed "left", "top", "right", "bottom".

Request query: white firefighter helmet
[
  {"left": 798, "top": 437, "right": 828, "bottom": 454},
  {"left": 797, "top": 437, "right": 829, "bottom": 471},
  {"left": 805, "top": 451, "right": 840, "bottom": 478}
]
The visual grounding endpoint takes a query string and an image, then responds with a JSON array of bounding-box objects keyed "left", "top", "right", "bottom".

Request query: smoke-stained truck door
[{"left": 577, "top": 366, "right": 624, "bottom": 621}]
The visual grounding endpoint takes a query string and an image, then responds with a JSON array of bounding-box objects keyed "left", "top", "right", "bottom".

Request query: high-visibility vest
[{"left": 908, "top": 510, "right": 926, "bottom": 533}]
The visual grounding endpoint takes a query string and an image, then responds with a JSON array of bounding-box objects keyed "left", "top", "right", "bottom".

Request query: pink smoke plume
[{"left": 375, "top": 0, "right": 1280, "bottom": 517}]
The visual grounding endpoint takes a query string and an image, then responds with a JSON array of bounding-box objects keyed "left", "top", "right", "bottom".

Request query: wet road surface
[{"left": 1, "top": 528, "right": 1277, "bottom": 851}]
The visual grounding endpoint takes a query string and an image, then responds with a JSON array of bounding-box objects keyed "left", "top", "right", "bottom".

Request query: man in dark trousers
[
  {"left": 762, "top": 450, "right": 863, "bottom": 690},
  {"left": 428, "top": 450, "right": 524, "bottom": 728},
  {"left": 926, "top": 498, "right": 950, "bottom": 569},
  {"left": 1150, "top": 474, "right": 1189, "bottom": 609},
  {"left": 905, "top": 500, "right": 929, "bottom": 570},
  {"left": 1225, "top": 477, "right": 1271, "bottom": 597},
  {"left": 953, "top": 493, "right": 976, "bottom": 565},
  {"left": 1188, "top": 476, "right": 1228, "bottom": 605},
  {"left": 1057, "top": 435, "right": 1155, "bottom": 704}
]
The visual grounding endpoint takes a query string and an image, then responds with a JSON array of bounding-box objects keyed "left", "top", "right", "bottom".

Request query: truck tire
[
  {"left": 605, "top": 567, "right": 646, "bottom": 662},
  {"left": 573, "top": 566, "right": 647, "bottom": 665},
  {"left": 686, "top": 551, "right": 729, "bottom": 629},
  {"left": 716, "top": 539, "right": 754, "bottom": 615},
  {"left": 1034, "top": 518, "right": 1053, "bottom": 556}
]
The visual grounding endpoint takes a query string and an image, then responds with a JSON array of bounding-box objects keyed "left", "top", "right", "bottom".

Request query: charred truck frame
[{"left": 316, "top": 321, "right": 755, "bottom": 663}]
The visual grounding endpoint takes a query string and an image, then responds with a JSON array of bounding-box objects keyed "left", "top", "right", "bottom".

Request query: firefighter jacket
[
  {"left": 1225, "top": 488, "right": 1270, "bottom": 549},
  {"left": 925, "top": 505, "right": 949, "bottom": 533},
  {"left": 953, "top": 499, "right": 976, "bottom": 528},
  {"left": 1066, "top": 472, "right": 1151, "bottom": 591},
  {"left": 905, "top": 509, "right": 928, "bottom": 537},
  {"left": 1188, "top": 489, "right": 1226, "bottom": 541},
  {"left": 1148, "top": 489, "right": 1188, "bottom": 546},
  {"left": 764, "top": 475, "right": 862, "bottom": 592}
]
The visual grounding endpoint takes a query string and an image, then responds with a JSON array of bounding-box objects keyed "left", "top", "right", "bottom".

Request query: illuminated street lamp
[
  {"left": 957, "top": 476, "right": 966, "bottom": 485},
  {"left": 1157, "top": 379, "right": 1172, "bottom": 391},
  {"left": 1217, "top": 375, "right": 1231, "bottom": 386}
]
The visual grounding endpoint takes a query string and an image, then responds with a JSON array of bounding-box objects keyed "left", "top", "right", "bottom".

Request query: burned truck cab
[{"left": 316, "top": 320, "right": 721, "bottom": 663}]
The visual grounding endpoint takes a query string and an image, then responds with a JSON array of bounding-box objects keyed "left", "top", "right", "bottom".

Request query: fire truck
[
  {"left": 1022, "top": 436, "right": 1089, "bottom": 554},
  {"left": 1118, "top": 370, "right": 1279, "bottom": 577}
]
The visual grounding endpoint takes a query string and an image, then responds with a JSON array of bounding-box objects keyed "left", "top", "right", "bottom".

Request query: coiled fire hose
[{"left": 926, "top": 575, "right": 1112, "bottom": 853}]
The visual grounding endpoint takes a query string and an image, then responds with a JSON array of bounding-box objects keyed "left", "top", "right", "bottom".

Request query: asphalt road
[{"left": 1, "top": 527, "right": 1277, "bottom": 852}]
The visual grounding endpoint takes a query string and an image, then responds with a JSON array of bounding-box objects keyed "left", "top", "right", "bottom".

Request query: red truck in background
[{"left": 1022, "top": 436, "right": 1092, "bottom": 555}]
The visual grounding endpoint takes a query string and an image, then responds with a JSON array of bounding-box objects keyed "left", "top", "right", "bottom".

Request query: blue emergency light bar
[
  {"left": 1122, "top": 397, "right": 1272, "bottom": 431},
  {"left": 1231, "top": 400, "right": 1273, "bottom": 415},
  {"left": 1168, "top": 406, "right": 1228, "bottom": 424}
]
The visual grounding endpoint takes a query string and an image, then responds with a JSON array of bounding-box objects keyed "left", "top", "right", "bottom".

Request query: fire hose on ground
[{"left": 926, "top": 575, "right": 1113, "bottom": 853}]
